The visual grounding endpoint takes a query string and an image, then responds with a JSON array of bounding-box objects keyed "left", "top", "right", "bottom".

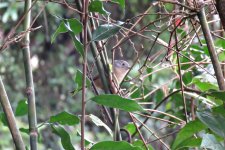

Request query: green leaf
[
  {"left": 90, "top": 94, "right": 144, "bottom": 112},
  {"left": 112, "top": 0, "right": 125, "bottom": 9},
  {"left": 123, "top": 123, "right": 136, "bottom": 135},
  {"left": 64, "top": 18, "right": 82, "bottom": 35},
  {"left": 15, "top": 99, "right": 28, "bottom": 116},
  {"left": 133, "top": 140, "right": 154, "bottom": 150},
  {"left": 88, "top": 1, "right": 108, "bottom": 14},
  {"left": 197, "top": 109, "right": 225, "bottom": 138},
  {"left": 175, "top": 138, "right": 202, "bottom": 150},
  {"left": 70, "top": 34, "right": 84, "bottom": 57},
  {"left": 146, "top": 68, "right": 153, "bottom": 82},
  {"left": 92, "top": 22, "right": 123, "bottom": 41},
  {"left": 19, "top": 128, "right": 29, "bottom": 135},
  {"left": 218, "top": 51, "right": 225, "bottom": 62},
  {"left": 0, "top": 113, "right": 8, "bottom": 126},
  {"left": 192, "top": 78, "right": 218, "bottom": 92},
  {"left": 51, "top": 125, "right": 75, "bottom": 150},
  {"left": 90, "top": 141, "right": 142, "bottom": 150},
  {"left": 72, "top": 70, "right": 91, "bottom": 95},
  {"left": 172, "top": 119, "right": 207, "bottom": 150},
  {"left": 200, "top": 134, "right": 224, "bottom": 150},
  {"left": 51, "top": 21, "right": 68, "bottom": 43},
  {"left": 89, "top": 114, "right": 112, "bottom": 136},
  {"left": 208, "top": 90, "right": 225, "bottom": 102},
  {"left": 50, "top": 111, "right": 79, "bottom": 126},
  {"left": 182, "top": 71, "right": 192, "bottom": 85}
]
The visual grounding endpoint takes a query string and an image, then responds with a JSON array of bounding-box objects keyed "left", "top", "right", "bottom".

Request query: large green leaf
[
  {"left": 50, "top": 111, "right": 80, "bottom": 126},
  {"left": 51, "top": 19, "right": 83, "bottom": 56},
  {"left": 88, "top": 0, "right": 108, "bottom": 14},
  {"left": 89, "top": 114, "right": 112, "bottom": 136},
  {"left": 51, "top": 125, "right": 75, "bottom": 150},
  {"left": 92, "top": 22, "right": 123, "bottom": 41},
  {"left": 90, "top": 141, "right": 142, "bottom": 150},
  {"left": 171, "top": 119, "right": 206, "bottom": 150},
  {"left": 15, "top": 99, "right": 28, "bottom": 116},
  {"left": 90, "top": 94, "right": 144, "bottom": 112},
  {"left": 197, "top": 109, "right": 225, "bottom": 138},
  {"left": 200, "top": 134, "right": 224, "bottom": 150}
]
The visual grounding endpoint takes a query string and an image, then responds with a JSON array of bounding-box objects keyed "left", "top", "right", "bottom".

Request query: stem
[
  {"left": 81, "top": 0, "right": 89, "bottom": 149},
  {"left": 175, "top": 28, "right": 188, "bottom": 123},
  {"left": 22, "top": 0, "right": 38, "bottom": 149},
  {"left": 0, "top": 78, "right": 25, "bottom": 150},
  {"left": 197, "top": 8, "right": 225, "bottom": 90}
]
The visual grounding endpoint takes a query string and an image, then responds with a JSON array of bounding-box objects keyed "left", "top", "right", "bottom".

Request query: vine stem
[
  {"left": 81, "top": 0, "right": 89, "bottom": 149},
  {"left": 0, "top": 78, "right": 25, "bottom": 150},
  {"left": 197, "top": 7, "right": 225, "bottom": 90},
  {"left": 22, "top": 0, "right": 38, "bottom": 149}
]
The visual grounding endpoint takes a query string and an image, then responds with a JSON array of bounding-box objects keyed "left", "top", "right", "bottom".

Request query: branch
[
  {"left": 0, "top": 78, "right": 25, "bottom": 150},
  {"left": 22, "top": 0, "right": 38, "bottom": 149}
]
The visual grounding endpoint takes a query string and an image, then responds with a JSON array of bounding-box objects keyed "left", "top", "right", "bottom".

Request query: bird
[{"left": 93, "top": 60, "right": 130, "bottom": 89}]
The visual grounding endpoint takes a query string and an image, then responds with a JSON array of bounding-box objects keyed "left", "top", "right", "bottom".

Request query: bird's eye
[{"left": 122, "top": 63, "right": 125, "bottom": 66}]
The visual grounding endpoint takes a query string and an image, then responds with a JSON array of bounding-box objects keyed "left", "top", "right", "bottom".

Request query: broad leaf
[
  {"left": 89, "top": 114, "right": 112, "bottom": 136},
  {"left": 172, "top": 119, "right": 206, "bottom": 150},
  {"left": 123, "top": 122, "right": 136, "bottom": 135},
  {"left": 15, "top": 99, "right": 28, "bottom": 116},
  {"left": 51, "top": 125, "right": 75, "bottom": 150},
  {"left": 208, "top": 90, "right": 225, "bottom": 102},
  {"left": 64, "top": 18, "right": 82, "bottom": 35},
  {"left": 51, "top": 21, "right": 67, "bottom": 43},
  {"left": 92, "top": 22, "right": 123, "bottom": 41},
  {"left": 88, "top": 0, "right": 108, "bottom": 14},
  {"left": 90, "top": 94, "right": 144, "bottom": 112},
  {"left": 197, "top": 110, "right": 225, "bottom": 138},
  {"left": 70, "top": 34, "right": 84, "bottom": 57},
  {"left": 90, "top": 141, "right": 142, "bottom": 150},
  {"left": 200, "top": 134, "right": 224, "bottom": 150},
  {"left": 174, "top": 138, "right": 202, "bottom": 150},
  {"left": 50, "top": 111, "right": 79, "bottom": 126}
]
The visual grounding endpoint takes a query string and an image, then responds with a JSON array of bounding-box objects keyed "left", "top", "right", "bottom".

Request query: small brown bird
[{"left": 93, "top": 60, "right": 130, "bottom": 89}]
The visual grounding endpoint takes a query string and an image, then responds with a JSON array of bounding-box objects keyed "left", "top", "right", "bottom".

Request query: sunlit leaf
[
  {"left": 50, "top": 111, "right": 79, "bottom": 126},
  {"left": 90, "top": 94, "right": 144, "bottom": 112}
]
